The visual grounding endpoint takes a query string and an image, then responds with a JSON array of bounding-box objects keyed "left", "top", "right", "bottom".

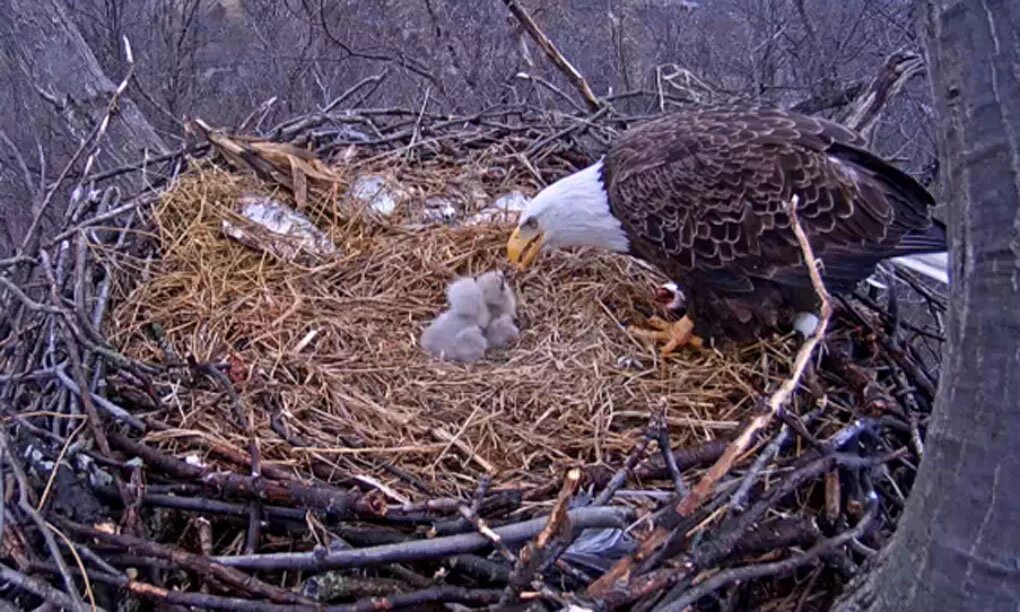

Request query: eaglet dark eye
[{"left": 523, "top": 217, "right": 538, "bottom": 229}]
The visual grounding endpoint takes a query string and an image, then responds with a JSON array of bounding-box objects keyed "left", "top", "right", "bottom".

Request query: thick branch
[
  {"left": 501, "top": 0, "right": 603, "bottom": 111},
  {"left": 841, "top": 51, "right": 925, "bottom": 139},
  {"left": 212, "top": 506, "right": 632, "bottom": 571}
]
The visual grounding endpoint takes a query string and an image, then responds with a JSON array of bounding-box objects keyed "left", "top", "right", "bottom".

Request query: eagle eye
[{"left": 522, "top": 217, "right": 538, "bottom": 230}]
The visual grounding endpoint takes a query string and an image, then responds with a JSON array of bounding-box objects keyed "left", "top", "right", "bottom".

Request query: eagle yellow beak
[{"left": 507, "top": 226, "right": 543, "bottom": 271}]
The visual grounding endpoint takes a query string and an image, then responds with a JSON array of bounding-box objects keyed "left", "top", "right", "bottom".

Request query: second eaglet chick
[
  {"left": 420, "top": 277, "right": 491, "bottom": 362},
  {"left": 476, "top": 270, "right": 519, "bottom": 349}
]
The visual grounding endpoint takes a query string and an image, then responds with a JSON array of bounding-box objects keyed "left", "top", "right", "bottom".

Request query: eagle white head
[{"left": 506, "top": 159, "right": 630, "bottom": 269}]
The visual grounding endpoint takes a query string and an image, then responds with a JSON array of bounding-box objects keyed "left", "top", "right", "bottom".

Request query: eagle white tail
[
  {"left": 890, "top": 251, "right": 949, "bottom": 285},
  {"left": 867, "top": 252, "right": 949, "bottom": 289}
]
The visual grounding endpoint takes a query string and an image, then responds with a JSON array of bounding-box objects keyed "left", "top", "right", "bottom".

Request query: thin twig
[
  {"left": 44, "top": 521, "right": 97, "bottom": 611},
  {"left": 0, "top": 276, "right": 65, "bottom": 314},
  {"left": 0, "top": 563, "right": 82, "bottom": 611},
  {"left": 57, "top": 519, "right": 315, "bottom": 606},
  {"left": 675, "top": 195, "right": 832, "bottom": 516},
  {"left": 594, "top": 418, "right": 656, "bottom": 505},
  {"left": 729, "top": 408, "right": 821, "bottom": 511},
  {"left": 53, "top": 367, "right": 145, "bottom": 430},
  {"left": 457, "top": 504, "right": 516, "bottom": 562},
  {"left": 19, "top": 36, "right": 150, "bottom": 258},
  {"left": 654, "top": 407, "right": 689, "bottom": 499},
  {"left": 37, "top": 420, "right": 87, "bottom": 511},
  {"left": 191, "top": 359, "right": 263, "bottom": 553},
  {"left": 107, "top": 432, "right": 372, "bottom": 516},
  {"left": 0, "top": 432, "right": 88, "bottom": 612}
]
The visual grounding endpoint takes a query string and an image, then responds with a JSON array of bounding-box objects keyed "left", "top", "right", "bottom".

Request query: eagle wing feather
[{"left": 603, "top": 106, "right": 935, "bottom": 295}]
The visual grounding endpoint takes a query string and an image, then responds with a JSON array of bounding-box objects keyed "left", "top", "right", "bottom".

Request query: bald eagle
[{"left": 506, "top": 106, "right": 947, "bottom": 349}]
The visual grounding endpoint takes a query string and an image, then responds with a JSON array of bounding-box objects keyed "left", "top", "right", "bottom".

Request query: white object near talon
[{"left": 793, "top": 311, "right": 820, "bottom": 337}]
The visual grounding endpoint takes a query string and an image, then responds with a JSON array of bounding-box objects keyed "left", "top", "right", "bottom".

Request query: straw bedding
[{"left": 107, "top": 162, "right": 798, "bottom": 499}]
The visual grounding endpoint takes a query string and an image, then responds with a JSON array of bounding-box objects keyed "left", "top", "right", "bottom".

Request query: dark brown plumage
[{"left": 600, "top": 105, "right": 944, "bottom": 341}]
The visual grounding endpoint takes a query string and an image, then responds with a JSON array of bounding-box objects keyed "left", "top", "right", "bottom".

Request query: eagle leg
[{"left": 628, "top": 315, "right": 703, "bottom": 355}]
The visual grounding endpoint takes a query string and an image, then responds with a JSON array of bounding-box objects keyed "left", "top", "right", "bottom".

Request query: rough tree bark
[
  {"left": 838, "top": 1, "right": 1020, "bottom": 609},
  {"left": 0, "top": 0, "right": 166, "bottom": 253},
  {"left": 0, "top": 0, "right": 165, "bottom": 159}
]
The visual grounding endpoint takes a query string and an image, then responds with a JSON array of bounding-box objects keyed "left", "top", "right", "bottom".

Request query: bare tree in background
[{"left": 838, "top": 0, "right": 1020, "bottom": 607}]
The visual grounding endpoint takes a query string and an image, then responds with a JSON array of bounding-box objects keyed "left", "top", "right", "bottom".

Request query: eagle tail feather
[
  {"left": 883, "top": 218, "right": 948, "bottom": 284},
  {"left": 888, "top": 251, "right": 949, "bottom": 285},
  {"left": 893, "top": 218, "right": 946, "bottom": 254}
]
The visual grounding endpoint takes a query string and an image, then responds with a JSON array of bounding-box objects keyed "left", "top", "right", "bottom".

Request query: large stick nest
[{"left": 0, "top": 99, "right": 947, "bottom": 611}]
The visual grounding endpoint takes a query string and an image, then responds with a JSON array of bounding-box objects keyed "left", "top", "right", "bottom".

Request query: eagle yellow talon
[
  {"left": 644, "top": 315, "right": 675, "bottom": 331},
  {"left": 628, "top": 315, "right": 703, "bottom": 356}
]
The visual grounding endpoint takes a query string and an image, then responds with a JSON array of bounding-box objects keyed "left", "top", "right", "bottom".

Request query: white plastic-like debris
[
  {"left": 222, "top": 195, "right": 337, "bottom": 264},
  {"left": 562, "top": 525, "right": 636, "bottom": 573},
  {"left": 494, "top": 190, "right": 528, "bottom": 210},
  {"left": 615, "top": 355, "right": 642, "bottom": 370},
  {"left": 422, "top": 196, "right": 459, "bottom": 224},
  {"left": 467, "top": 191, "right": 529, "bottom": 225},
  {"left": 793, "top": 311, "right": 820, "bottom": 337},
  {"left": 184, "top": 454, "right": 206, "bottom": 468},
  {"left": 350, "top": 174, "right": 400, "bottom": 216},
  {"left": 89, "top": 468, "right": 115, "bottom": 489}
]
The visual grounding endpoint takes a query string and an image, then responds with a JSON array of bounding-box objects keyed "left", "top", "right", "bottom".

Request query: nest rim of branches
[{"left": 0, "top": 95, "right": 946, "bottom": 612}]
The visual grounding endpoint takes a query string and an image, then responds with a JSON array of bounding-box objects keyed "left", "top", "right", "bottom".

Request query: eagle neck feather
[{"left": 536, "top": 159, "right": 630, "bottom": 253}]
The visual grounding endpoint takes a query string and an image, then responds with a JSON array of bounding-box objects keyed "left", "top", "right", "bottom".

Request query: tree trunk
[
  {"left": 838, "top": 1, "right": 1020, "bottom": 608},
  {"left": 0, "top": 0, "right": 166, "bottom": 253},
  {"left": 0, "top": 0, "right": 166, "bottom": 159}
]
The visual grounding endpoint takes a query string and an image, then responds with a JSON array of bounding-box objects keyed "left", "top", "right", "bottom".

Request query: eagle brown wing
[
  {"left": 602, "top": 105, "right": 939, "bottom": 339},
  {"left": 603, "top": 106, "right": 936, "bottom": 289}
]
